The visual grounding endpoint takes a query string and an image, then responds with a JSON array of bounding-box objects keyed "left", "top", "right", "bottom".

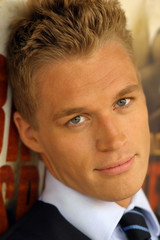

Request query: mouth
[{"left": 95, "top": 155, "right": 135, "bottom": 176}]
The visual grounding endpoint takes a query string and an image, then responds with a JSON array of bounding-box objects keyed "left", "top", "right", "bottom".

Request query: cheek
[
  {"left": 122, "top": 102, "right": 150, "bottom": 151},
  {"left": 44, "top": 133, "right": 92, "bottom": 168},
  {"left": 128, "top": 101, "right": 149, "bottom": 134},
  {"left": 43, "top": 136, "right": 94, "bottom": 187},
  {"left": 59, "top": 129, "right": 95, "bottom": 152},
  {"left": 137, "top": 107, "right": 150, "bottom": 140},
  {"left": 128, "top": 105, "right": 150, "bottom": 155}
]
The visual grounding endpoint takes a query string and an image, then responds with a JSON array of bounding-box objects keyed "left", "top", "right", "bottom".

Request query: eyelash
[
  {"left": 67, "top": 115, "right": 88, "bottom": 128},
  {"left": 66, "top": 97, "right": 134, "bottom": 128},
  {"left": 113, "top": 97, "right": 133, "bottom": 110}
]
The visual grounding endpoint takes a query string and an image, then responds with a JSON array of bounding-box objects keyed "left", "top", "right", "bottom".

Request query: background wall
[
  {"left": 0, "top": 0, "right": 45, "bottom": 235},
  {"left": 0, "top": 0, "right": 160, "bottom": 236}
]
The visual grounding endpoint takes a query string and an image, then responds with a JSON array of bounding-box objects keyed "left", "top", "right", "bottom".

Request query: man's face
[{"left": 32, "top": 42, "right": 150, "bottom": 205}]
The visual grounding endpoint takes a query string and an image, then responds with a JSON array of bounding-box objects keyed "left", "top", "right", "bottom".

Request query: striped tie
[{"left": 119, "top": 207, "right": 151, "bottom": 240}]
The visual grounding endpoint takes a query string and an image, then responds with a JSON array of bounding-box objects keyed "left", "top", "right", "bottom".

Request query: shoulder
[{"left": 1, "top": 201, "right": 90, "bottom": 240}]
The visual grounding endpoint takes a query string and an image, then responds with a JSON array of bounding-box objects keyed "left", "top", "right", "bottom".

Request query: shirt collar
[{"left": 41, "top": 170, "right": 160, "bottom": 240}]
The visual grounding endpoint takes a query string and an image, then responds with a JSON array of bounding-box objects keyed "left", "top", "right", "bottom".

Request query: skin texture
[{"left": 14, "top": 42, "right": 150, "bottom": 207}]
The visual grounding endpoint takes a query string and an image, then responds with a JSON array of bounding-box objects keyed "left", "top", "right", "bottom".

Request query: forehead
[{"left": 35, "top": 42, "right": 138, "bottom": 113}]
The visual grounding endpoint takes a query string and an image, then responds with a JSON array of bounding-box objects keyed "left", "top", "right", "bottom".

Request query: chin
[{"left": 114, "top": 182, "right": 143, "bottom": 204}]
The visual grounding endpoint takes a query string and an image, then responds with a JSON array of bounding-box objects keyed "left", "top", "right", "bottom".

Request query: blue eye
[
  {"left": 69, "top": 116, "right": 85, "bottom": 125},
  {"left": 116, "top": 98, "right": 130, "bottom": 107}
]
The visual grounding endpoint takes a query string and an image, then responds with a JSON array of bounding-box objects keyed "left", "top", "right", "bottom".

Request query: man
[{"left": 2, "top": 0, "right": 160, "bottom": 239}]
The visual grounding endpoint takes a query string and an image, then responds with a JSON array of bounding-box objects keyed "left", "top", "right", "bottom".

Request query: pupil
[
  {"left": 71, "top": 116, "right": 80, "bottom": 124},
  {"left": 118, "top": 99, "right": 126, "bottom": 106}
]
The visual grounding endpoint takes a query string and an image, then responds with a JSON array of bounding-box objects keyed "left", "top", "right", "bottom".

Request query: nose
[{"left": 96, "top": 115, "right": 127, "bottom": 152}]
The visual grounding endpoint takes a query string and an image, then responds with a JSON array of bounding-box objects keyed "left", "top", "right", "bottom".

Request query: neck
[{"left": 116, "top": 197, "right": 132, "bottom": 208}]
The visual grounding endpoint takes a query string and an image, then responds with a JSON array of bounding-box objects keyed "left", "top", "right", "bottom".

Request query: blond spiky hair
[{"left": 7, "top": 0, "right": 133, "bottom": 127}]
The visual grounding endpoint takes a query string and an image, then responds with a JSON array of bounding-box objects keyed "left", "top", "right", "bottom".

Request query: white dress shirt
[{"left": 40, "top": 170, "right": 160, "bottom": 240}]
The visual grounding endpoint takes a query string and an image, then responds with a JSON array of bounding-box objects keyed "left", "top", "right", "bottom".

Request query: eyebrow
[
  {"left": 53, "top": 107, "right": 87, "bottom": 121},
  {"left": 53, "top": 84, "right": 140, "bottom": 121},
  {"left": 113, "top": 84, "right": 140, "bottom": 101}
]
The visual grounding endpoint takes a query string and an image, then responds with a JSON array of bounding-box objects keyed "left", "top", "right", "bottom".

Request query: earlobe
[{"left": 13, "top": 112, "right": 43, "bottom": 153}]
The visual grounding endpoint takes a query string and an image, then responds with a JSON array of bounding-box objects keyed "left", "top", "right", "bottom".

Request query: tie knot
[{"left": 119, "top": 207, "right": 151, "bottom": 240}]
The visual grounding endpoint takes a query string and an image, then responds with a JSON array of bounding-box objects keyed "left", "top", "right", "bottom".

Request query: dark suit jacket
[
  {"left": 1, "top": 201, "right": 160, "bottom": 240},
  {"left": 0, "top": 201, "right": 90, "bottom": 240}
]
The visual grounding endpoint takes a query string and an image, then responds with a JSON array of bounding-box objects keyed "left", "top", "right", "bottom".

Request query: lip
[{"left": 95, "top": 155, "right": 135, "bottom": 176}]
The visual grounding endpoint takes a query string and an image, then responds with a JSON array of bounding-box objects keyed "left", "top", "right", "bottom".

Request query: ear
[{"left": 14, "top": 112, "right": 43, "bottom": 153}]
